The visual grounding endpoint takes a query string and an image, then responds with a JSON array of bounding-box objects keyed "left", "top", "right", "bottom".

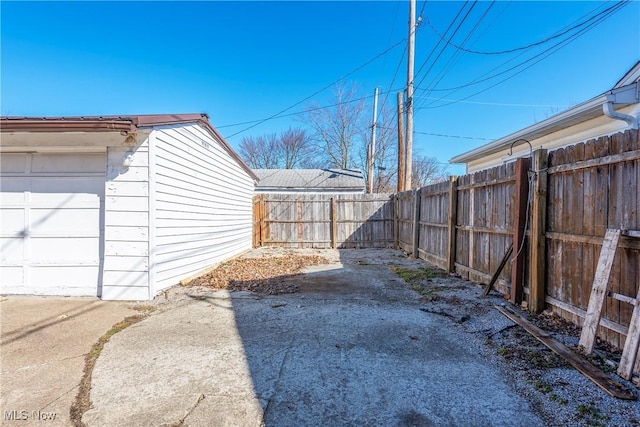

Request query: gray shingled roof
[{"left": 253, "top": 169, "right": 365, "bottom": 192}]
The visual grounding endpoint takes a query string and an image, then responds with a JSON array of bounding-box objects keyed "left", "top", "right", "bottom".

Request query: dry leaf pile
[{"left": 184, "top": 254, "right": 327, "bottom": 294}]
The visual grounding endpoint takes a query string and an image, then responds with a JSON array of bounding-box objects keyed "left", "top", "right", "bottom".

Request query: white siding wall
[
  {"left": 102, "top": 141, "right": 150, "bottom": 300},
  {"left": 152, "top": 123, "right": 254, "bottom": 292}
]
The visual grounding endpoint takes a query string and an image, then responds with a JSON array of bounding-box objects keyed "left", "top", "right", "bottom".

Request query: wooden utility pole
[
  {"left": 367, "top": 87, "right": 379, "bottom": 193},
  {"left": 405, "top": 0, "right": 416, "bottom": 190},
  {"left": 397, "top": 92, "right": 405, "bottom": 192}
]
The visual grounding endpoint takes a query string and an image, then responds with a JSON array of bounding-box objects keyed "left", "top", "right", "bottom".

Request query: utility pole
[
  {"left": 405, "top": 0, "right": 416, "bottom": 190},
  {"left": 367, "top": 87, "right": 379, "bottom": 193},
  {"left": 397, "top": 92, "right": 405, "bottom": 192}
]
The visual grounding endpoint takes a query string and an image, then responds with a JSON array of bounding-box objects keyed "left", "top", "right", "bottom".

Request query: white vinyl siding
[
  {"left": 152, "top": 123, "right": 254, "bottom": 291},
  {"left": 101, "top": 142, "right": 150, "bottom": 301},
  {"left": 0, "top": 153, "right": 105, "bottom": 296}
]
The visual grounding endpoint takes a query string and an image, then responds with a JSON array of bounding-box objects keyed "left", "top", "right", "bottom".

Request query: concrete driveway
[
  {"left": 0, "top": 296, "right": 137, "bottom": 426},
  {"left": 84, "top": 250, "right": 542, "bottom": 426}
]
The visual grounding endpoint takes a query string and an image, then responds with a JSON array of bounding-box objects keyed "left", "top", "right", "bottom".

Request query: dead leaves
[{"left": 183, "top": 254, "right": 327, "bottom": 295}]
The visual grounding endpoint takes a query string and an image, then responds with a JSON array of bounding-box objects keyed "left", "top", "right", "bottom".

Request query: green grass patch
[{"left": 392, "top": 266, "right": 444, "bottom": 283}]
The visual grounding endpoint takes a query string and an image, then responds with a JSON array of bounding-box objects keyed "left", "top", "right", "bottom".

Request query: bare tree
[
  {"left": 279, "top": 127, "right": 318, "bottom": 169},
  {"left": 303, "top": 83, "right": 366, "bottom": 169},
  {"left": 239, "top": 133, "right": 280, "bottom": 169},
  {"left": 410, "top": 153, "right": 449, "bottom": 188},
  {"left": 239, "top": 127, "right": 317, "bottom": 169}
]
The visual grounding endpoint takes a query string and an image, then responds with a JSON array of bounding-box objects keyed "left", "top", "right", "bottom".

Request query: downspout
[
  {"left": 602, "top": 85, "right": 639, "bottom": 128},
  {"left": 603, "top": 101, "right": 639, "bottom": 128}
]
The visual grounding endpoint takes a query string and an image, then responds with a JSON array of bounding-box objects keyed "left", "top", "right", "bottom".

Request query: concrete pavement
[
  {"left": 84, "top": 253, "right": 542, "bottom": 426},
  {"left": 0, "top": 296, "right": 137, "bottom": 426}
]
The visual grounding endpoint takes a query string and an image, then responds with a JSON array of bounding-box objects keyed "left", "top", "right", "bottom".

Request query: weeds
[
  {"left": 531, "top": 380, "right": 553, "bottom": 394},
  {"left": 549, "top": 393, "right": 568, "bottom": 405},
  {"left": 70, "top": 315, "right": 147, "bottom": 426},
  {"left": 577, "top": 404, "right": 610, "bottom": 427}
]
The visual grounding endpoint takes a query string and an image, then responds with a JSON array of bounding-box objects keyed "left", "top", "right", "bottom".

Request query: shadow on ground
[{"left": 82, "top": 249, "right": 542, "bottom": 426}]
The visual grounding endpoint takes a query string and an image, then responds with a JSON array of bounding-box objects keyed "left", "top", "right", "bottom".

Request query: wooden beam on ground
[
  {"left": 447, "top": 176, "right": 458, "bottom": 273},
  {"left": 529, "top": 149, "right": 548, "bottom": 313},
  {"left": 495, "top": 305, "right": 636, "bottom": 400},
  {"left": 511, "top": 158, "right": 530, "bottom": 304},
  {"left": 483, "top": 243, "right": 513, "bottom": 297},
  {"left": 578, "top": 229, "right": 622, "bottom": 353}
]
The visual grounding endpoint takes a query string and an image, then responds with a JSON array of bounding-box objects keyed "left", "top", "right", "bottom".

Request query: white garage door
[{"left": 0, "top": 153, "right": 105, "bottom": 296}]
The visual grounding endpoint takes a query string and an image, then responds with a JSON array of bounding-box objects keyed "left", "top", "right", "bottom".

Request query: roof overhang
[
  {"left": 0, "top": 114, "right": 259, "bottom": 181},
  {"left": 450, "top": 81, "right": 640, "bottom": 164}
]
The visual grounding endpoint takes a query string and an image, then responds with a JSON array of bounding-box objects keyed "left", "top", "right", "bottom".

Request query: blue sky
[{"left": 2, "top": 1, "right": 639, "bottom": 175}]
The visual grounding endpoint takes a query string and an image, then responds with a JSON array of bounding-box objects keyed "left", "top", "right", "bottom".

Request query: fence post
[
  {"left": 331, "top": 197, "right": 337, "bottom": 249},
  {"left": 259, "top": 194, "right": 266, "bottom": 247},
  {"left": 447, "top": 176, "right": 458, "bottom": 273},
  {"left": 511, "top": 157, "right": 530, "bottom": 304},
  {"left": 393, "top": 194, "right": 399, "bottom": 249},
  {"left": 413, "top": 188, "right": 421, "bottom": 258},
  {"left": 529, "top": 149, "right": 548, "bottom": 313}
]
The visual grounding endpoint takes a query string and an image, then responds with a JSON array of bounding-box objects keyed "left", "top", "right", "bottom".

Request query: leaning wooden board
[{"left": 495, "top": 305, "right": 636, "bottom": 400}]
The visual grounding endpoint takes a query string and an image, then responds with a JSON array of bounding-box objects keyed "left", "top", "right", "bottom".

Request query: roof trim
[
  {"left": 0, "top": 114, "right": 258, "bottom": 182},
  {"left": 449, "top": 81, "right": 639, "bottom": 164},
  {"left": 614, "top": 61, "right": 640, "bottom": 88}
]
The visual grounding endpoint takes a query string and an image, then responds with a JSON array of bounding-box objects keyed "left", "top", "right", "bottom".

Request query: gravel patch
[{"left": 152, "top": 248, "right": 639, "bottom": 426}]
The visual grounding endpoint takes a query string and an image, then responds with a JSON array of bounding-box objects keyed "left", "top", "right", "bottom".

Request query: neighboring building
[
  {"left": 0, "top": 114, "right": 258, "bottom": 300},
  {"left": 450, "top": 62, "right": 640, "bottom": 173},
  {"left": 253, "top": 168, "right": 365, "bottom": 194}
]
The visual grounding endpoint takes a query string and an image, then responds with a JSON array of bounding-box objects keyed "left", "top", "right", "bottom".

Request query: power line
[
  {"left": 414, "top": 2, "right": 469, "bottom": 82},
  {"left": 414, "top": 131, "right": 493, "bottom": 141},
  {"left": 217, "top": 88, "right": 403, "bottom": 130},
  {"left": 416, "top": 2, "right": 626, "bottom": 111},
  {"left": 415, "top": 1, "right": 495, "bottom": 110},
  {"left": 416, "top": 0, "right": 628, "bottom": 95},
  {"left": 414, "top": 1, "right": 478, "bottom": 93},
  {"left": 413, "top": 95, "right": 572, "bottom": 109},
  {"left": 379, "top": 124, "right": 492, "bottom": 141},
  {"left": 224, "top": 37, "right": 407, "bottom": 139},
  {"left": 423, "top": 0, "right": 628, "bottom": 56}
]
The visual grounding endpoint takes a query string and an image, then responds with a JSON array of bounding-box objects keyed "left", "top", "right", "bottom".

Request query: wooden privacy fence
[
  {"left": 253, "top": 129, "right": 639, "bottom": 356},
  {"left": 396, "top": 129, "right": 639, "bottom": 355},
  {"left": 253, "top": 194, "right": 395, "bottom": 249}
]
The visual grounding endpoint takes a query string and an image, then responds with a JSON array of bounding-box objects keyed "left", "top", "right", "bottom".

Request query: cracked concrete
[
  {"left": 0, "top": 296, "right": 137, "bottom": 426},
  {"left": 84, "top": 250, "right": 542, "bottom": 426}
]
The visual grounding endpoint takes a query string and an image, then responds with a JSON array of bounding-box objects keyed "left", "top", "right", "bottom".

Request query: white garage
[
  {"left": 1, "top": 153, "right": 105, "bottom": 296},
  {"left": 0, "top": 114, "right": 257, "bottom": 300}
]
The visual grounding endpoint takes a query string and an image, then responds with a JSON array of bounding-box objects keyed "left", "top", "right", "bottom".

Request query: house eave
[{"left": 450, "top": 81, "right": 639, "bottom": 164}]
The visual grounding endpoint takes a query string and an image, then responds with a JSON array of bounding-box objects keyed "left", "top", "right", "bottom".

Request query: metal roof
[
  {"left": 0, "top": 113, "right": 258, "bottom": 181},
  {"left": 253, "top": 169, "right": 365, "bottom": 192}
]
